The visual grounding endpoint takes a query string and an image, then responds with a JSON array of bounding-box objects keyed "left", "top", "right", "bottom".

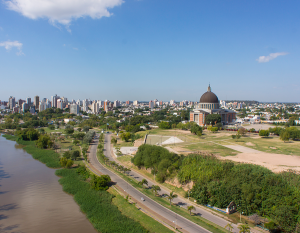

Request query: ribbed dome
[
  {"left": 200, "top": 91, "right": 219, "bottom": 103},
  {"left": 199, "top": 85, "right": 219, "bottom": 103}
]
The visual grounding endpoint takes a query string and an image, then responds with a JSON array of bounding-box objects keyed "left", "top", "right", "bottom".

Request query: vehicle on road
[{"left": 141, "top": 197, "right": 145, "bottom": 201}]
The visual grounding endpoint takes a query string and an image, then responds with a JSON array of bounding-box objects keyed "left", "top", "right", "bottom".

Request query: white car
[{"left": 141, "top": 197, "right": 145, "bottom": 201}]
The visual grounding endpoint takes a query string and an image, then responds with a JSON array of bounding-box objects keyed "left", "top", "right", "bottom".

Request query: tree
[
  {"left": 225, "top": 223, "right": 233, "bottom": 232},
  {"left": 64, "top": 125, "right": 74, "bottom": 136},
  {"left": 111, "top": 137, "right": 117, "bottom": 145},
  {"left": 249, "top": 128, "right": 255, "bottom": 133},
  {"left": 159, "top": 121, "right": 171, "bottom": 129},
  {"left": 83, "top": 126, "right": 90, "bottom": 133},
  {"left": 90, "top": 174, "right": 111, "bottom": 191},
  {"left": 63, "top": 151, "right": 71, "bottom": 159},
  {"left": 35, "top": 135, "right": 53, "bottom": 149},
  {"left": 139, "top": 179, "right": 148, "bottom": 188},
  {"left": 73, "top": 140, "right": 80, "bottom": 145},
  {"left": 48, "top": 124, "right": 55, "bottom": 130},
  {"left": 166, "top": 191, "right": 178, "bottom": 206},
  {"left": 71, "top": 150, "right": 80, "bottom": 160},
  {"left": 238, "top": 127, "right": 247, "bottom": 136},
  {"left": 151, "top": 185, "right": 161, "bottom": 196},
  {"left": 280, "top": 131, "right": 290, "bottom": 142},
  {"left": 77, "top": 127, "right": 82, "bottom": 132},
  {"left": 66, "top": 159, "right": 74, "bottom": 168},
  {"left": 120, "top": 132, "right": 132, "bottom": 142},
  {"left": 187, "top": 205, "right": 196, "bottom": 216},
  {"left": 238, "top": 224, "right": 250, "bottom": 233},
  {"left": 60, "top": 157, "right": 73, "bottom": 168},
  {"left": 205, "top": 114, "right": 221, "bottom": 125},
  {"left": 259, "top": 130, "right": 269, "bottom": 137}
]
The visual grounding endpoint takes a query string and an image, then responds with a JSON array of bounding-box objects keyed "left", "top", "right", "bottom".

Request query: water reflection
[{"left": 0, "top": 135, "right": 97, "bottom": 233}]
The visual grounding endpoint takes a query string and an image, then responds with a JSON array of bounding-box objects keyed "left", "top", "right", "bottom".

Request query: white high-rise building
[
  {"left": 91, "top": 101, "right": 99, "bottom": 114},
  {"left": 133, "top": 100, "right": 138, "bottom": 106},
  {"left": 114, "top": 100, "right": 120, "bottom": 107}
]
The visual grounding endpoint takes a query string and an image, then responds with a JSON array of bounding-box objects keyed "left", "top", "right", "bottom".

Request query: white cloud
[
  {"left": 4, "top": 0, "right": 124, "bottom": 31},
  {"left": 0, "top": 40, "right": 24, "bottom": 55},
  {"left": 256, "top": 52, "right": 288, "bottom": 63},
  {"left": 73, "top": 47, "right": 78, "bottom": 50}
]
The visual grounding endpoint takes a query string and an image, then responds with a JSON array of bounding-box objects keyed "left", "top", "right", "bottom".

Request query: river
[{"left": 0, "top": 135, "right": 98, "bottom": 233}]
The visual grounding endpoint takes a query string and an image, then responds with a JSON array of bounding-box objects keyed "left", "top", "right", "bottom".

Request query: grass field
[{"left": 224, "top": 136, "right": 300, "bottom": 156}]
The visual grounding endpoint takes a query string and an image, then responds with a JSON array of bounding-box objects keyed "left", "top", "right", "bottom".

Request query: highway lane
[{"left": 88, "top": 133, "right": 212, "bottom": 233}]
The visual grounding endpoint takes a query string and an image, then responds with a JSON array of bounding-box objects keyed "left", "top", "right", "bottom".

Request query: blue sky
[{"left": 0, "top": 0, "right": 299, "bottom": 102}]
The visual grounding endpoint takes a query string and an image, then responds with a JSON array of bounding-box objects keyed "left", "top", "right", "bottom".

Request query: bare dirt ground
[{"left": 219, "top": 144, "right": 300, "bottom": 173}]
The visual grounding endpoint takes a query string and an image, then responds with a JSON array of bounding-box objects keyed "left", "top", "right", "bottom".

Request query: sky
[{"left": 0, "top": 0, "right": 299, "bottom": 102}]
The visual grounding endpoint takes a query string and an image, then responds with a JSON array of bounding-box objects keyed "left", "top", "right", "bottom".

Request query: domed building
[{"left": 190, "top": 85, "right": 236, "bottom": 126}]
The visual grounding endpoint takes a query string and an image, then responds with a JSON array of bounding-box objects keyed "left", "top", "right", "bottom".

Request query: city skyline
[{"left": 1, "top": 0, "right": 300, "bottom": 102}]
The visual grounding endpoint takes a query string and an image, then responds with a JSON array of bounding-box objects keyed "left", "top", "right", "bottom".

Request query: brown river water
[{"left": 0, "top": 135, "right": 98, "bottom": 233}]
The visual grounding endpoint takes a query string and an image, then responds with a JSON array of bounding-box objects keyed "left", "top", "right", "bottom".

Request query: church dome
[{"left": 200, "top": 85, "right": 219, "bottom": 103}]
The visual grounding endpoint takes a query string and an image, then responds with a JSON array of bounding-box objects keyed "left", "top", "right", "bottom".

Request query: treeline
[
  {"left": 131, "top": 144, "right": 184, "bottom": 182},
  {"left": 178, "top": 154, "right": 300, "bottom": 232}
]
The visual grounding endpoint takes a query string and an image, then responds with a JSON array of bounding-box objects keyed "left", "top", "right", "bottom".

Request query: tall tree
[{"left": 166, "top": 191, "right": 178, "bottom": 206}]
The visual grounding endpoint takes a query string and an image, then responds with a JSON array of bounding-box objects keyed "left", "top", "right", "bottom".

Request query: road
[{"left": 89, "top": 133, "right": 238, "bottom": 233}]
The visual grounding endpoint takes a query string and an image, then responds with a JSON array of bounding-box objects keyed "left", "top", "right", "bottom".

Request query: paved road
[{"left": 89, "top": 133, "right": 239, "bottom": 233}]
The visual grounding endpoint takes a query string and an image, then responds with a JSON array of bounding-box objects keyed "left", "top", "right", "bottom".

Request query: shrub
[{"left": 259, "top": 130, "right": 269, "bottom": 137}]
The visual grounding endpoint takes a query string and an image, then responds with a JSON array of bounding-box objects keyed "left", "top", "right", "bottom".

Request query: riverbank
[
  {"left": 2, "top": 134, "right": 61, "bottom": 168},
  {"left": 1, "top": 133, "right": 170, "bottom": 233}
]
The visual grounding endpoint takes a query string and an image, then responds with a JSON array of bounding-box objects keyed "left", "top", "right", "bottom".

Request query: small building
[
  {"left": 226, "top": 201, "right": 237, "bottom": 214},
  {"left": 190, "top": 85, "right": 236, "bottom": 126}
]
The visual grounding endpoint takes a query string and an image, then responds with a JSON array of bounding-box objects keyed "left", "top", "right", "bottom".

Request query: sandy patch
[
  {"left": 220, "top": 152, "right": 300, "bottom": 173},
  {"left": 246, "top": 142, "right": 255, "bottom": 146}
]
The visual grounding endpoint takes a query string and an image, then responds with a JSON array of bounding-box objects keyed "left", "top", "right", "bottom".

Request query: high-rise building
[
  {"left": 34, "top": 96, "right": 40, "bottom": 109},
  {"left": 51, "top": 94, "right": 59, "bottom": 108},
  {"left": 114, "top": 100, "right": 120, "bottom": 108},
  {"left": 149, "top": 100, "right": 154, "bottom": 109},
  {"left": 57, "top": 99, "right": 63, "bottom": 109},
  {"left": 133, "top": 100, "right": 138, "bottom": 106},
  {"left": 70, "top": 104, "right": 80, "bottom": 115},
  {"left": 9, "top": 96, "right": 15, "bottom": 110},
  {"left": 26, "top": 97, "right": 31, "bottom": 105},
  {"left": 22, "top": 102, "right": 28, "bottom": 112},
  {"left": 91, "top": 101, "right": 99, "bottom": 114},
  {"left": 126, "top": 100, "right": 130, "bottom": 105}
]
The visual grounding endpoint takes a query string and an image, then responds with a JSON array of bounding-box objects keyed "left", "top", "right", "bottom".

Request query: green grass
[
  {"left": 56, "top": 168, "right": 148, "bottom": 233},
  {"left": 107, "top": 187, "right": 174, "bottom": 233},
  {"left": 2, "top": 134, "right": 61, "bottom": 168},
  {"left": 98, "top": 152, "right": 227, "bottom": 233},
  {"left": 184, "top": 142, "right": 238, "bottom": 156}
]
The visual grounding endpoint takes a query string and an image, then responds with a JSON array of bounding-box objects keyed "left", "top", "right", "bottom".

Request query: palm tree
[
  {"left": 225, "top": 223, "right": 234, "bottom": 232},
  {"left": 238, "top": 224, "right": 250, "bottom": 233},
  {"left": 187, "top": 205, "right": 196, "bottom": 216},
  {"left": 151, "top": 185, "right": 161, "bottom": 196},
  {"left": 166, "top": 191, "right": 178, "bottom": 206},
  {"left": 139, "top": 179, "right": 148, "bottom": 188}
]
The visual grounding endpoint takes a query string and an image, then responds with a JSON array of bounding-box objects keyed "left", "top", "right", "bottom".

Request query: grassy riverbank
[
  {"left": 56, "top": 168, "right": 148, "bottom": 233},
  {"left": 2, "top": 134, "right": 61, "bottom": 168}
]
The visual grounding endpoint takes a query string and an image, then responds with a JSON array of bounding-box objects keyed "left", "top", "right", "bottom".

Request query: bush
[
  {"left": 259, "top": 130, "right": 269, "bottom": 137},
  {"left": 159, "top": 121, "right": 171, "bottom": 129},
  {"left": 35, "top": 135, "right": 53, "bottom": 149}
]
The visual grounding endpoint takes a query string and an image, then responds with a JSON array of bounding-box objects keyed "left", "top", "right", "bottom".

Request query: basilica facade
[{"left": 190, "top": 85, "right": 236, "bottom": 126}]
